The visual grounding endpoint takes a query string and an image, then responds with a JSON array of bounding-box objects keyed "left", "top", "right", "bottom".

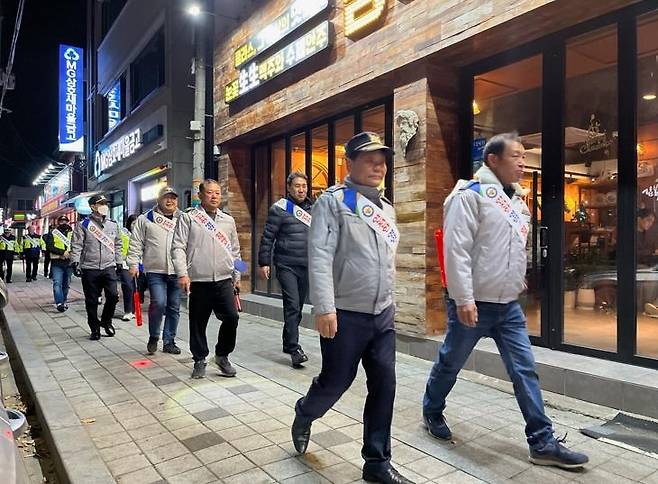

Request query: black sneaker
[
  {"left": 423, "top": 413, "right": 452, "bottom": 440},
  {"left": 363, "top": 465, "right": 416, "bottom": 484},
  {"left": 89, "top": 330, "right": 101, "bottom": 341},
  {"left": 191, "top": 361, "right": 206, "bottom": 379},
  {"left": 56, "top": 304, "right": 66, "bottom": 313},
  {"left": 26, "top": 278, "right": 32, "bottom": 283},
  {"left": 103, "top": 323, "right": 116, "bottom": 337},
  {"left": 529, "top": 436, "right": 589, "bottom": 469},
  {"left": 163, "top": 342, "right": 181, "bottom": 355},
  {"left": 291, "top": 349, "right": 308, "bottom": 368},
  {"left": 291, "top": 415, "right": 312, "bottom": 454},
  {"left": 215, "top": 355, "right": 237, "bottom": 377},
  {"left": 147, "top": 337, "right": 158, "bottom": 355}
]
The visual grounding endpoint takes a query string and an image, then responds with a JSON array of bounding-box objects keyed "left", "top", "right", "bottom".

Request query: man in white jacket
[
  {"left": 422, "top": 132, "right": 589, "bottom": 470},
  {"left": 128, "top": 187, "right": 183, "bottom": 355}
]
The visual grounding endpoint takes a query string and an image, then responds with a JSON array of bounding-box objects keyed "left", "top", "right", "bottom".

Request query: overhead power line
[{"left": 0, "top": 0, "right": 26, "bottom": 119}]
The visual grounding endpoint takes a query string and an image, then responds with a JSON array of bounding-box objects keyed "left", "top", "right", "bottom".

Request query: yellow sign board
[{"left": 345, "top": 0, "right": 387, "bottom": 38}]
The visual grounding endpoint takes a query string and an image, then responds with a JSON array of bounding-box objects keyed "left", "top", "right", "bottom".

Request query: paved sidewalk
[{"left": 3, "top": 277, "right": 658, "bottom": 484}]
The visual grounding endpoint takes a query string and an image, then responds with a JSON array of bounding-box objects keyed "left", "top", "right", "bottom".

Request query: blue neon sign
[
  {"left": 107, "top": 81, "right": 121, "bottom": 130},
  {"left": 58, "top": 44, "right": 84, "bottom": 153}
]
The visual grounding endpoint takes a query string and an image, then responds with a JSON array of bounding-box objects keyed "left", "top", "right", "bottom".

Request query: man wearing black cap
[
  {"left": 128, "top": 186, "right": 183, "bottom": 355},
  {"left": 291, "top": 133, "right": 413, "bottom": 484},
  {"left": 70, "top": 194, "right": 124, "bottom": 340},
  {"left": 47, "top": 215, "right": 74, "bottom": 312}
]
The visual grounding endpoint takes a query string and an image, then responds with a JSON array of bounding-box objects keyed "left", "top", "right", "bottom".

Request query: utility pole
[{"left": 190, "top": 19, "right": 206, "bottom": 208}]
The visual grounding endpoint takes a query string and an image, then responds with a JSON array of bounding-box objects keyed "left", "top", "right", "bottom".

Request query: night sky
[{"left": 0, "top": 0, "right": 86, "bottom": 196}]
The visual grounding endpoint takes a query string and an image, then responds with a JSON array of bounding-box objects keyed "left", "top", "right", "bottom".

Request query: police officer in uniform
[
  {"left": 42, "top": 225, "right": 55, "bottom": 279},
  {"left": 47, "top": 215, "right": 74, "bottom": 312},
  {"left": 291, "top": 133, "right": 414, "bottom": 484},
  {"left": 258, "top": 171, "right": 313, "bottom": 368},
  {"left": 70, "top": 194, "right": 123, "bottom": 340},
  {"left": 0, "top": 228, "right": 19, "bottom": 283},
  {"left": 172, "top": 179, "right": 242, "bottom": 379},
  {"left": 21, "top": 225, "right": 41, "bottom": 282}
]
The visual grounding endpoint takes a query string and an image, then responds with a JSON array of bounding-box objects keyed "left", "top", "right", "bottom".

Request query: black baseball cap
[
  {"left": 344, "top": 132, "right": 393, "bottom": 159},
  {"left": 88, "top": 194, "right": 109, "bottom": 205},
  {"left": 57, "top": 215, "right": 69, "bottom": 223}
]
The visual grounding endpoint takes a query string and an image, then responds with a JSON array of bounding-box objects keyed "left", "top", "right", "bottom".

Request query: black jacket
[{"left": 258, "top": 196, "right": 313, "bottom": 268}]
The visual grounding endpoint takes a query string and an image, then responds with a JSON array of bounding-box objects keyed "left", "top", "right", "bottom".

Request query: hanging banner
[{"left": 58, "top": 45, "right": 84, "bottom": 153}]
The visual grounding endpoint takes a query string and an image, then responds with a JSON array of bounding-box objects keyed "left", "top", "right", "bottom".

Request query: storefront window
[
  {"left": 335, "top": 116, "right": 354, "bottom": 184},
  {"left": 131, "top": 29, "right": 165, "bottom": 109},
  {"left": 563, "top": 25, "right": 618, "bottom": 352},
  {"left": 636, "top": 11, "right": 658, "bottom": 359},
  {"left": 271, "top": 139, "right": 286, "bottom": 296},
  {"left": 473, "top": 55, "right": 543, "bottom": 337},
  {"left": 362, "top": 105, "right": 385, "bottom": 140},
  {"left": 311, "top": 125, "right": 329, "bottom": 197},
  {"left": 291, "top": 133, "right": 306, "bottom": 174},
  {"left": 253, "top": 145, "right": 269, "bottom": 294}
]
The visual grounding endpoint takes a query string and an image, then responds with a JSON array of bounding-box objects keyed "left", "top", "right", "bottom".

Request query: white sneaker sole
[{"left": 529, "top": 456, "right": 587, "bottom": 469}]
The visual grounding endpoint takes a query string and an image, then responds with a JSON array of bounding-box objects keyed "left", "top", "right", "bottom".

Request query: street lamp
[{"left": 187, "top": 4, "right": 202, "bottom": 16}]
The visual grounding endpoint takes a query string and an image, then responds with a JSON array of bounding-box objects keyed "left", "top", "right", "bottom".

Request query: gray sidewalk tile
[
  {"left": 194, "top": 442, "right": 240, "bottom": 465},
  {"left": 311, "top": 429, "right": 354, "bottom": 448},
  {"left": 106, "top": 453, "right": 152, "bottom": 477},
  {"left": 115, "top": 466, "right": 163, "bottom": 484},
  {"left": 262, "top": 456, "right": 311, "bottom": 480},
  {"left": 154, "top": 453, "right": 202, "bottom": 478},
  {"left": 207, "top": 454, "right": 255, "bottom": 478},
  {"left": 180, "top": 431, "right": 225, "bottom": 452},
  {"left": 142, "top": 441, "right": 189, "bottom": 465}
]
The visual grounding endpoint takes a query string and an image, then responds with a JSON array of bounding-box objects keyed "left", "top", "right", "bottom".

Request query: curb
[{"left": 0, "top": 302, "right": 115, "bottom": 484}]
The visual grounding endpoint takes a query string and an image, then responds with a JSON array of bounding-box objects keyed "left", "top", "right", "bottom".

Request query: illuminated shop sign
[
  {"left": 234, "top": 0, "right": 329, "bottom": 68},
  {"left": 225, "top": 21, "right": 330, "bottom": 103},
  {"left": 345, "top": 0, "right": 386, "bottom": 38},
  {"left": 94, "top": 129, "right": 142, "bottom": 177},
  {"left": 107, "top": 81, "right": 122, "bottom": 130},
  {"left": 58, "top": 44, "right": 84, "bottom": 153}
]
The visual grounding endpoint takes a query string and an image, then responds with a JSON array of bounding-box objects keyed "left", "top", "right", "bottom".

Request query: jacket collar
[
  {"left": 90, "top": 212, "right": 106, "bottom": 225},
  {"left": 153, "top": 205, "right": 181, "bottom": 217},
  {"left": 344, "top": 176, "right": 384, "bottom": 206},
  {"left": 473, "top": 165, "right": 526, "bottom": 197},
  {"left": 286, "top": 194, "right": 312, "bottom": 208}
]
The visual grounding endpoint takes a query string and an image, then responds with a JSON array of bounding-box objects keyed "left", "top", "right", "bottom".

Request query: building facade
[
  {"left": 213, "top": 0, "right": 658, "bottom": 369},
  {"left": 85, "top": 0, "right": 197, "bottom": 227}
]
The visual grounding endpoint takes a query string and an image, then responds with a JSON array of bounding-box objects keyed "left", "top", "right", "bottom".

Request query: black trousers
[
  {"left": 276, "top": 264, "right": 309, "bottom": 353},
  {"left": 0, "top": 252, "right": 14, "bottom": 281},
  {"left": 189, "top": 279, "right": 239, "bottom": 362},
  {"left": 81, "top": 268, "right": 119, "bottom": 331},
  {"left": 43, "top": 252, "right": 51, "bottom": 278},
  {"left": 25, "top": 255, "right": 39, "bottom": 280},
  {"left": 295, "top": 305, "right": 396, "bottom": 473}
]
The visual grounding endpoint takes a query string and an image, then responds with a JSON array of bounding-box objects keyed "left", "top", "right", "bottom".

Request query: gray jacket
[
  {"left": 309, "top": 178, "right": 396, "bottom": 316},
  {"left": 70, "top": 214, "right": 123, "bottom": 270},
  {"left": 444, "top": 165, "right": 529, "bottom": 306},
  {"left": 127, "top": 207, "right": 182, "bottom": 275},
  {"left": 171, "top": 207, "right": 241, "bottom": 282}
]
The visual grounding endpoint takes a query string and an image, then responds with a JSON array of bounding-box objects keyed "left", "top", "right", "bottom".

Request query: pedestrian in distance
[
  {"left": 291, "top": 132, "right": 414, "bottom": 484},
  {"left": 70, "top": 194, "right": 124, "bottom": 341},
  {"left": 422, "top": 132, "right": 589, "bottom": 470},
  {"left": 47, "top": 215, "right": 74, "bottom": 312},
  {"left": 171, "top": 179, "right": 243, "bottom": 379},
  {"left": 21, "top": 225, "right": 41, "bottom": 282},
  {"left": 0, "top": 228, "right": 19, "bottom": 283},
  {"left": 258, "top": 171, "right": 314, "bottom": 368},
  {"left": 119, "top": 214, "right": 138, "bottom": 321},
  {"left": 128, "top": 187, "right": 183, "bottom": 355},
  {"left": 42, "top": 225, "right": 55, "bottom": 279}
]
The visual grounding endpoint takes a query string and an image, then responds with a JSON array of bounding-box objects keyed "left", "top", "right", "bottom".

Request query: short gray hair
[
  {"left": 286, "top": 171, "right": 308, "bottom": 186},
  {"left": 199, "top": 179, "right": 220, "bottom": 193},
  {"left": 483, "top": 132, "right": 522, "bottom": 165}
]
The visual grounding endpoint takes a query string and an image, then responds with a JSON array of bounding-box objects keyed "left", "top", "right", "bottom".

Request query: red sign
[{"left": 41, "top": 194, "right": 65, "bottom": 216}]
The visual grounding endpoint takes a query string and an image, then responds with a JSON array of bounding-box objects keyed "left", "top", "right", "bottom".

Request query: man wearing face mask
[
  {"left": 291, "top": 133, "right": 414, "bottom": 484},
  {"left": 422, "top": 133, "right": 589, "bottom": 470},
  {"left": 172, "top": 179, "right": 242, "bottom": 379},
  {"left": 128, "top": 187, "right": 183, "bottom": 355},
  {"left": 70, "top": 194, "right": 123, "bottom": 340},
  {"left": 258, "top": 171, "right": 313, "bottom": 368}
]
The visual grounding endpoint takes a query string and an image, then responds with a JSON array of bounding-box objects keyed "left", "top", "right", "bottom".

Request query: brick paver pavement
[{"left": 5, "top": 276, "right": 658, "bottom": 483}]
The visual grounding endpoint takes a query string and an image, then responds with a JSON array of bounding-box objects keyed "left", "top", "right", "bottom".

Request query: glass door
[{"left": 472, "top": 54, "right": 546, "bottom": 342}]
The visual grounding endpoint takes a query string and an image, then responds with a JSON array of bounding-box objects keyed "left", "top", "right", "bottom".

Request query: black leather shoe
[
  {"left": 423, "top": 413, "right": 452, "bottom": 440},
  {"left": 147, "top": 337, "right": 158, "bottom": 355},
  {"left": 103, "top": 323, "right": 116, "bottom": 337},
  {"left": 89, "top": 330, "right": 101, "bottom": 341},
  {"left": 363, "top": 466, "right": 415, "bottom": 484},
  {"left": 291, "top": 416, "right": 311, "bottom": 454},
  {"left": 291, "top": 349, "right": 308, "bottom": 368}
]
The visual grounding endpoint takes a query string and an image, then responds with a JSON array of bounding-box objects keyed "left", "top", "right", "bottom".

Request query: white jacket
[
  {"left": 127, "top": 207, "right": 182, "bottom": 275},
  {"left": 444, "top": 165, "right": 530, "bottom": 306}
]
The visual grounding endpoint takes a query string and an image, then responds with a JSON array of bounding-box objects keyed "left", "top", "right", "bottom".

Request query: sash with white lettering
[
  {"left": 146, "top": 210, "right": 176, "bottom": 233},
  {"left": 333, "top": 188, "right": 400, "bottom": 251},
  {"left": 476, "top": 183, "right": 529, "bottom": 245},
  {"left": 24, "top": 235, "right": 39, "bottom": 248},
  {"left": 189, "top": 209, "right": 247, "bottom": 272},
  {"left": 52, "top": 229, "right": 71, "bottom": 250},
  {"left": 274, "top": 198, "right": 311, "bottom": 227},
  {"left": 82, "top": 219, "right": 115, "bottom": 253}
]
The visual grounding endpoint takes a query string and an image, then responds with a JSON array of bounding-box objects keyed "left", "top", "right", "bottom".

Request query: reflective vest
[
  {"left": 53, "top": 230, "right": 73, "bottom": 251},
  {"left": 22, "top": 235, "right": 41, "bottom": 251},
  {"left": 0, "top": 237, "right": 19, "bottom": 253},
  {"left": 120, "top": 228, "right": 130, "bottom": 258}
]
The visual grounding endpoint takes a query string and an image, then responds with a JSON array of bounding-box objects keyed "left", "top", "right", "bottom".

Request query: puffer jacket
[
  {"left": 70, "top": 213, "right": 123, "bottom": 270},
  {"left": 171, "top": 207, "right": 241, "bottom": 282},
  {"left": 258, "top": 196, "right": 313, "bottom": 268},
  {"left": 127, "top": 207, "right": 182, "bottom": 275},
  {"left": 309, "top": 177, "right": 396, "bottom": 316},
  {"left": 444, "top": 165, "right": 530, "bottom": 306}
]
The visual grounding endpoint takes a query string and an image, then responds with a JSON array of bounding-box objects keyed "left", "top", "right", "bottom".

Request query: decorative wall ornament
[
  {"left": 395, "top": 110, "right": 420, "bottom": 157},
  {"left": 580, "top": 114, "right": 614, "bottom": 156}
]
